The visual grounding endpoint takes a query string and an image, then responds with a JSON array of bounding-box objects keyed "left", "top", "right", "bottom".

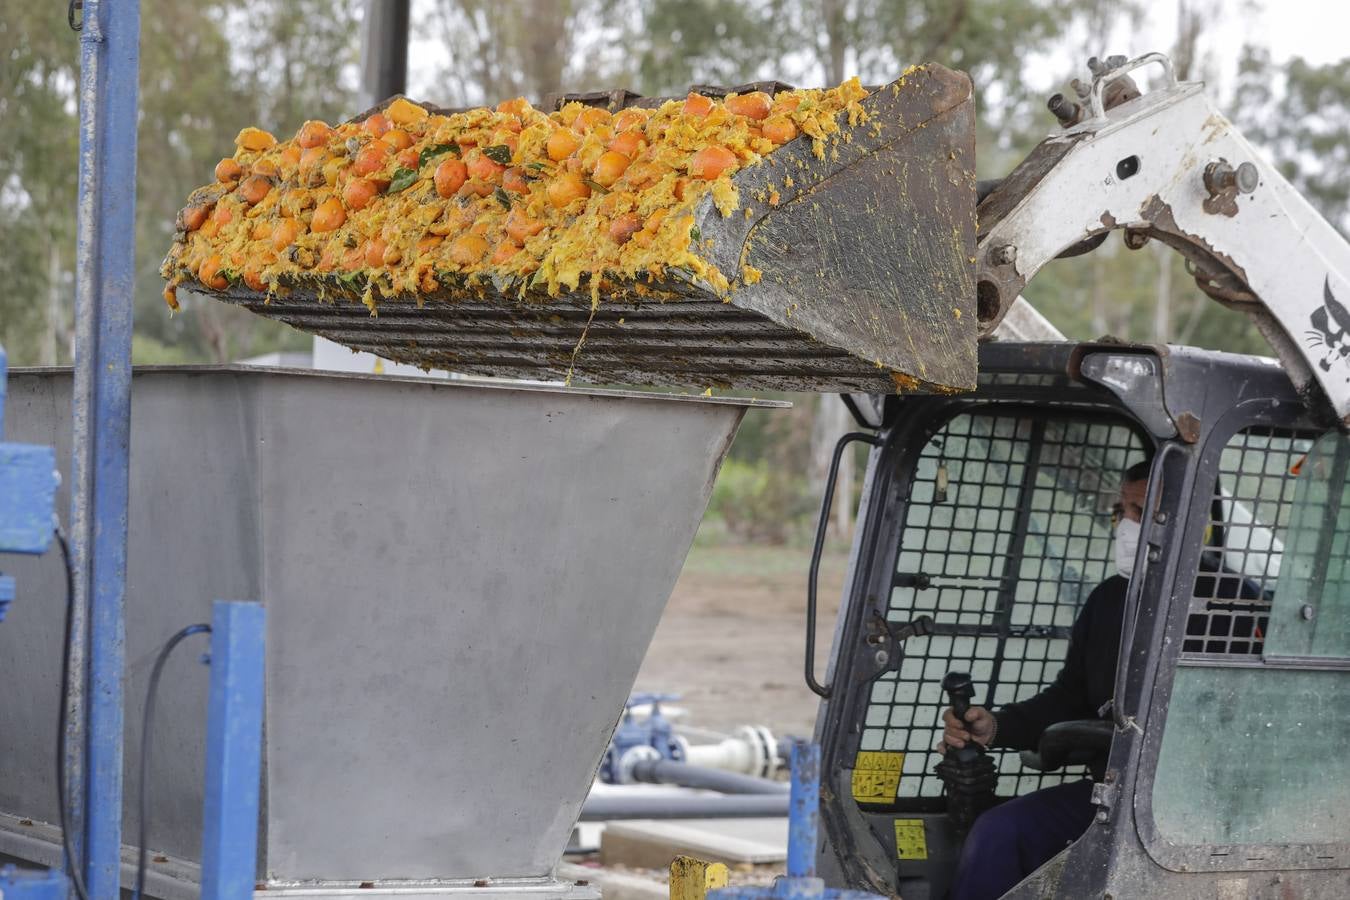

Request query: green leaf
[
  {"left": 690, "top": 226, "right": 702, "bottom": 242},
  {"left": 418, "top": 142, "right": 460, "bottom": 167},
  {"left": 526, "top": 161, "right": 549, "bottom": 171},
  {"left": 388, "top": 166, "right": 418, "bottom": 192},
  {"left": 494, "top": 187, "right": 512, "bottom": 209},
  {"left": 483, "top": 144, "right": 513, "bottom": 165}
]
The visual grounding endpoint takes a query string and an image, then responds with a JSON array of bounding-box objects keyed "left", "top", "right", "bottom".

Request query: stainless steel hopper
[{"left": 0, "top": 367, "right": 769, "bottom": 898}]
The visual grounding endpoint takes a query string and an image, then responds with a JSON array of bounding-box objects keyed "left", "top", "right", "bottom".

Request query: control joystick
[{"left": 933, "top": 671, "right": 999, "bottom": 832}]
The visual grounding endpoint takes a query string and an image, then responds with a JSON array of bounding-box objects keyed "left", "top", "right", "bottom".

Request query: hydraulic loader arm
[{"left": 975, "top": 52, "right": 1350, "bottom": 426}]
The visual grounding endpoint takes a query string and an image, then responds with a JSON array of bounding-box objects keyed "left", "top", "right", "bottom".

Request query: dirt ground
[{"left": 632, "top": 535, "right": 850, "bottom": 740}]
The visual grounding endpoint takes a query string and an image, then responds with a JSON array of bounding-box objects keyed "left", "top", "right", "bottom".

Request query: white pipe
[{"left": 683, "top": 726, "right": 778, "bottom": 778}]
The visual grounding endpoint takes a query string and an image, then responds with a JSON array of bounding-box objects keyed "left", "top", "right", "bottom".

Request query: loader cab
[{"left": 815, "top": 341, "right": 1350, "bottom": 899}]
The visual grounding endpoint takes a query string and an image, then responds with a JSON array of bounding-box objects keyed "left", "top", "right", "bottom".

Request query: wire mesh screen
[
  {"left": 1183, "top": 427, "right": 1319, "bottom": 657},
  {"left": 858, "top": 410, "right": 1146, "bottom": 801}
]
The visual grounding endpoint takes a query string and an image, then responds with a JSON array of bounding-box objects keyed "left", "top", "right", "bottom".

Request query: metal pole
[
  {"left": 360, "top": 0, "right": 410, "bottom": 108},
  {"left": 71, "top": 0, "right": 139, "bottom": 894},
  {"left": 785, "top": 743, "right": 819, "bottom": 880},
  {"left": 200, "top": 601, "right": 267, "bottom": 900}
]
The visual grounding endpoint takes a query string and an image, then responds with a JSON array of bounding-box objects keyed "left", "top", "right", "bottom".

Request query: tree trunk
[
  {"left": 520, "top": 0, "right": 571, "bottom": 101},
  {"left": 820, "top": 0, "right": 847, "bottom": 85},
  {"left": 42, "top": 242, "right": 61, "bottom": 366}
]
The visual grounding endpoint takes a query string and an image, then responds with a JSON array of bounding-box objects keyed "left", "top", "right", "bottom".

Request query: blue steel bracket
[
  {"left": 200, "top": 600, "right": 266, "bottom": 900},
  {"left": 0, "top": 864, "right": 71, "bottom": 900},
  {"left": 0, "top": 443, "right": 59, "bottom": 556},
  {"left": 0, "top": 345, "right": 59, "bottom": 557},
  {"left": 708, "top": 744, "right": 886, "bottom": 900}
]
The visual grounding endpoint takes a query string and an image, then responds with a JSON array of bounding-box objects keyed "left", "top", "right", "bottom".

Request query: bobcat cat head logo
[{"left": 1306, "top": 277, "right": 1350, "bottom": 374}]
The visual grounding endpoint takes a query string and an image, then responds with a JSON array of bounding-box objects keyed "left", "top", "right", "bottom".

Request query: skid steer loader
[
  {"left": 806, "top": 53, "right": 1350, "bottom": 899},
  {"left": 187, "top": 51, "right": 1350, "bottom": 899}
]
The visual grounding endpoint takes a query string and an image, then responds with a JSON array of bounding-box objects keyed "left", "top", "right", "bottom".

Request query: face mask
[{"left": 1115, "top": 518, "right": 1141, "bottom": 580}]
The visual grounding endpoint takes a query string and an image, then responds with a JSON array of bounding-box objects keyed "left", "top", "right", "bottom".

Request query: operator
[{"left": 940, "top": 460, "right": 1151, "bottom": 900}]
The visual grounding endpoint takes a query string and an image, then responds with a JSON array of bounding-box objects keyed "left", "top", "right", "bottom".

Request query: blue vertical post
[
  {"left": 200, "top": 601, "right": 266, "bottom": 900},
  {"left": 70, "top": 0, "right": 140, "bottom": 895},
  {"left": 786, "top": 742, "right": 820, "bottom": 880}
]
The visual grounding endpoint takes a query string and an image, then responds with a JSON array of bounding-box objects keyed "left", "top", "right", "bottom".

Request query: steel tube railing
[{"left": 71, "top": 0, "right": 141, "bottom": 894}]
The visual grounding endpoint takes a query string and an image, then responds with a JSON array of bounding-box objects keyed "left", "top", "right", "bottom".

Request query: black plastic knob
[{"left": 942, "top": 671, "right": 975, "bottom": 723}]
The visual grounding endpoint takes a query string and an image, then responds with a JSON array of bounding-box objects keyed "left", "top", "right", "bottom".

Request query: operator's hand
[{"left": 935, "top": 705, "right": 995, "bottom": 753}]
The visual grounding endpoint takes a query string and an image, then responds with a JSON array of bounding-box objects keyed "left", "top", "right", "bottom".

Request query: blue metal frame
[
  {"left": 70, "top": 0, "right": 140, "bottom": 894},
  {"left": 0, "top": 865, "right": 71, "bottom": 900},
  {"left": 200, "top": 601, "right": 267, "bottom": 900}
]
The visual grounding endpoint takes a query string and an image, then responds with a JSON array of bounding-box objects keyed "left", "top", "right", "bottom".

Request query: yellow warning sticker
[
  {"left": 894, "top": 819, "right": 928, "bottom": 860},
  {"left": 850, "top": 750, "right": 904, "bottom": 803}
]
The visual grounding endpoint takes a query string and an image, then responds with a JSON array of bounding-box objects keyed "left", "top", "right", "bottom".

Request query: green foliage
[
  {"left": 709, "top": 458, "right": 815, "bottom": 543},
  {"left": 1234, "top": 45, "right": 1350, "bottom": 235},
  {"left": 0, "top": 3, "right": 79, "bottom": 363},
  {"left": 629, "top": 0, "right": 787, "bottom": 93},
  {"left": 708, "top": 397, "right": 819, "bottom": 544},
  {"left": 0, "top": 0, "right": 357, "bottom": 366},
  {"left": 425, "top": 0, "right": 628, "bottom": 103},
  {"left": 131, "top": 333, "right": 196, "bottom": 365},
  {"left": 623, "top": 0, "right": 1133, "bottom": 177}
]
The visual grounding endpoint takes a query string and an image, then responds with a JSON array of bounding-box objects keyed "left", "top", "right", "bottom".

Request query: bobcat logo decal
[{"left": 1305, "top": 277, "right": 1350, "bottom": 374}]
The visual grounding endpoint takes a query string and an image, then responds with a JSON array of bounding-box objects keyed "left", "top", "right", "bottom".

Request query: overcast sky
[{"left": 1218, "top": 0, "right": 1346, "bottom": 66}]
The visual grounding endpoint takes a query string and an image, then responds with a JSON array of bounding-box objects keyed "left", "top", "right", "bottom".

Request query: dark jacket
[{"left": 991, "top": 576, "right": 1127, "bottom": 752}]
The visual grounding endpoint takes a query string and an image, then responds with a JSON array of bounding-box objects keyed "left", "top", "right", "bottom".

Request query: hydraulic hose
[{"left": 628, "top": 759, "right": 788, "bottom": 795}]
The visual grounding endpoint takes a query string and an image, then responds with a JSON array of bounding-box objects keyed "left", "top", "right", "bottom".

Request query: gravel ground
[{"left": 633, "top": 535, "right": 850, "bottom": 741}]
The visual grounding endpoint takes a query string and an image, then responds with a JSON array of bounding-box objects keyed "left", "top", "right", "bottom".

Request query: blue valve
[{"left": 600, "top": 691, "right": 687, "bottom": 783}]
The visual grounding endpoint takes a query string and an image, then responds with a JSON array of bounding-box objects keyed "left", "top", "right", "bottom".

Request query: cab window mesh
[
  {"left": 1183, "top": 427, "right": 1318, "bottom": 657},
  {"left": 858, "top": 411, "right": 1146, "bottom": 801}
]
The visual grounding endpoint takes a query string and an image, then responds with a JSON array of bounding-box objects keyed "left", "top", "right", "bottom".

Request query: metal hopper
[
  {"left": 202, "top": 65, "right": 977, "bottom": 393},
  {"left": 0, "top": 367, "right": 770, "bottom": 897}
]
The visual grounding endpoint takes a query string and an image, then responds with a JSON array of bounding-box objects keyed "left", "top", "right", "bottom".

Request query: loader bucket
[{"left": 203, "top": 66, "right": 977, "bottom": 393}]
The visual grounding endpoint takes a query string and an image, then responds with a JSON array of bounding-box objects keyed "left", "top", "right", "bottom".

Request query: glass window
[
  {"left": 1152, "top": 666, "right": 1349, "bottom": 845},
  {"left": 1183, "top": 428, "right": 1316, "bottom": 657},
  {"left": 858, "top": 410, "right": 1146, "bottom": 803},
  {"left": 1264, "top": 431, "right": 1350, "bottom": 658},
  {"left": 1153, "top": 426, "right": 1349, "bottom": 849}
]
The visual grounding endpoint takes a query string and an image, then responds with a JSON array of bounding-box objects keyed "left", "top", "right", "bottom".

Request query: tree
[
  {"left": 0, "top": 0, "right": 362, "bottom": 366},
  {"left": 1234, "top": 45, "right": 1350, "bottom": 236},
  {"left": 136, "top": 0, "right": 362, "bottom": 362},
  {"left": 424, "top": 0, "right": 627, "bottom": 105},
  {"left": 0, "top": 2, "right": 79, "bottom": 363},
  {"left": 623, "top": 0, "right": 788, "bottom": 95}
]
